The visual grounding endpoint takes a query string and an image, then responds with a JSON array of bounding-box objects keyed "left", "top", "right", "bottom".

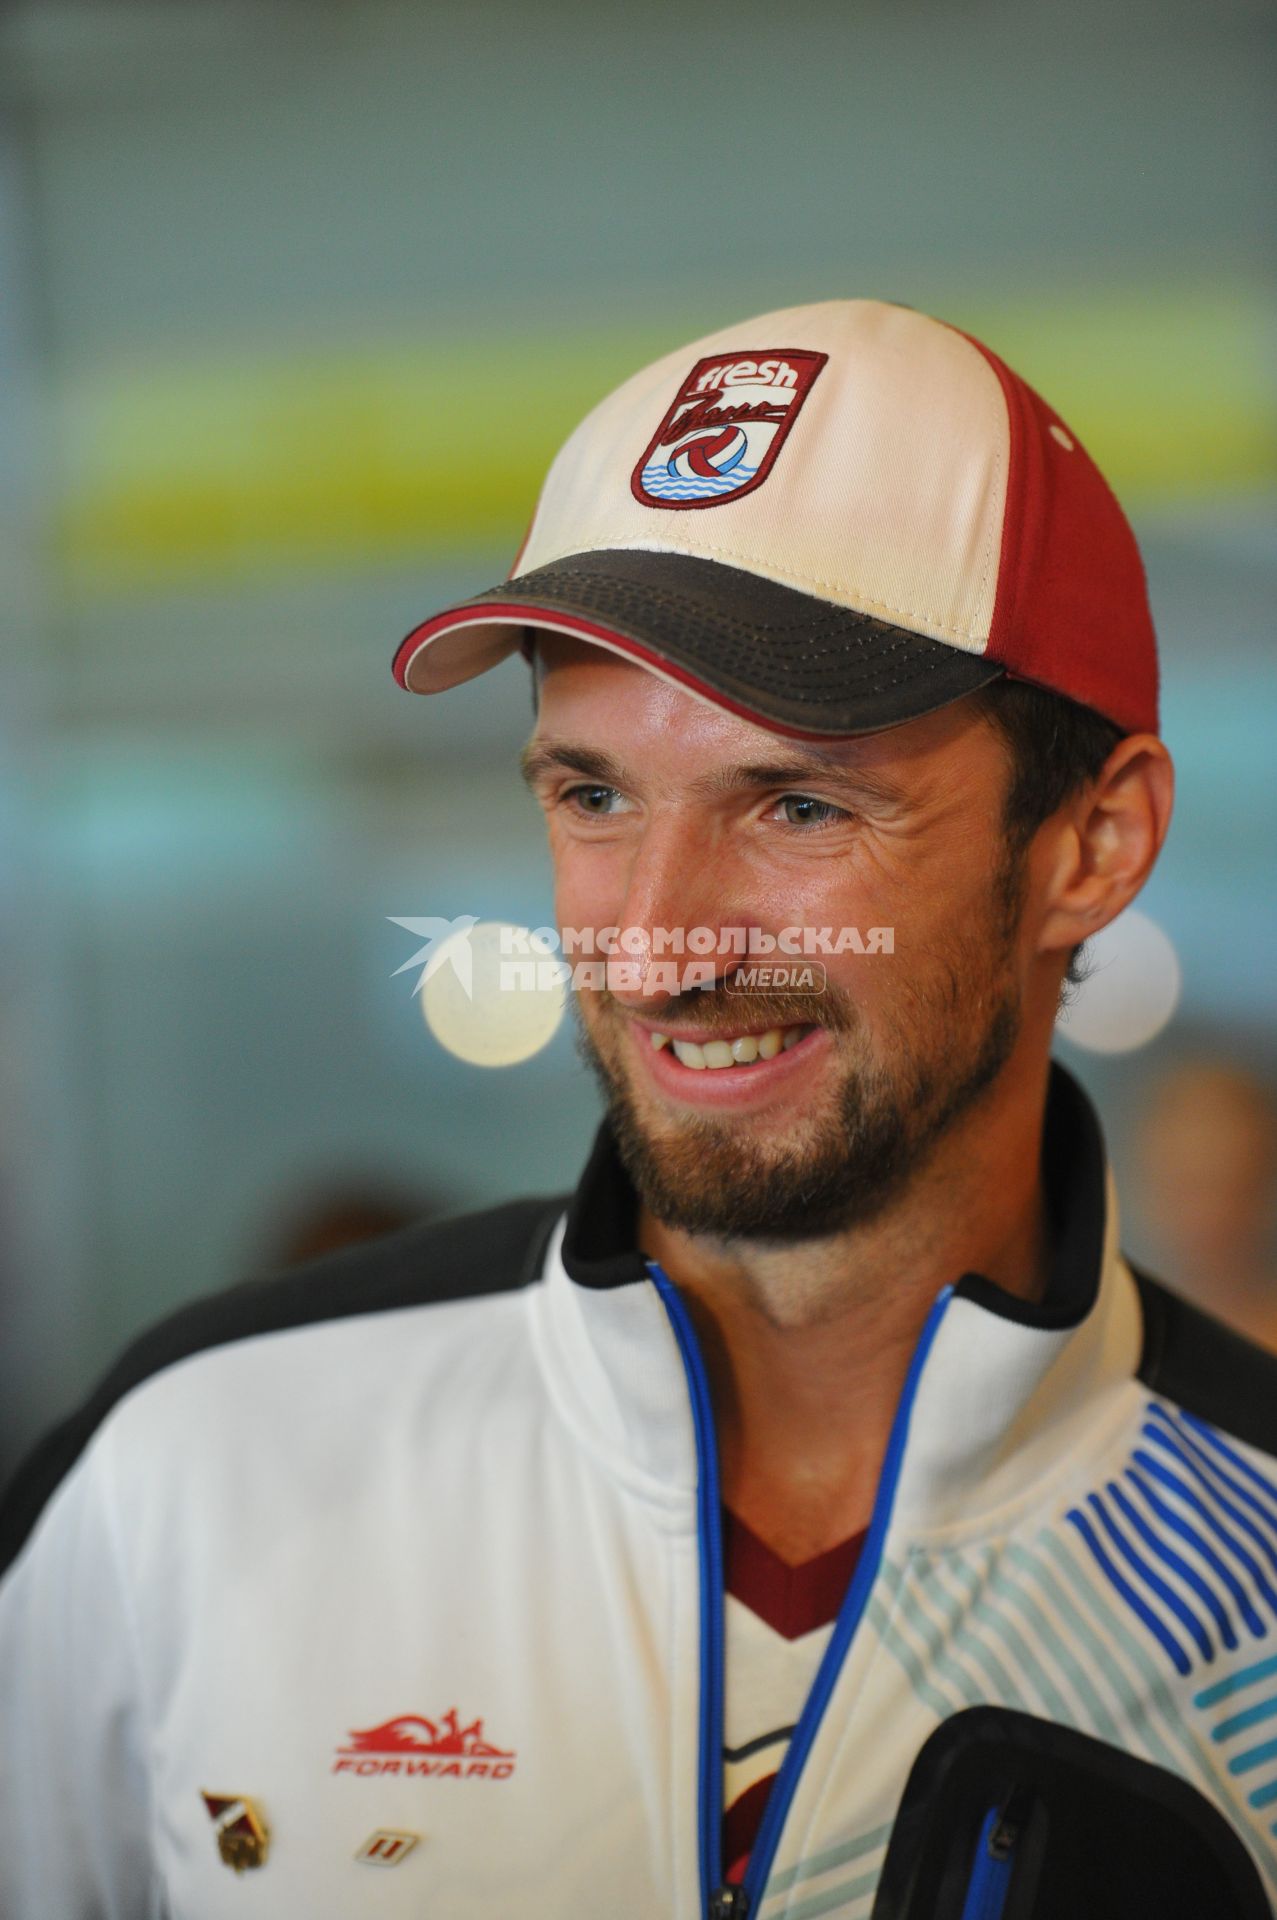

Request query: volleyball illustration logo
[{"left": 666, "top": 425, "right": 749, "bottom": 484}]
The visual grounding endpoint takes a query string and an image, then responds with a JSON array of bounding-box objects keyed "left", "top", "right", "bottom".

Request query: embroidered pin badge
[{"left": 200, "top": 1791, "right": 270, "bottom": 1872}]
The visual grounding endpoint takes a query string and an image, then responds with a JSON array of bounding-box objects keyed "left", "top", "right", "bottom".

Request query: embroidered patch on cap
[{"left": 631, "top": 348, "right": 826, "bottom": 510}]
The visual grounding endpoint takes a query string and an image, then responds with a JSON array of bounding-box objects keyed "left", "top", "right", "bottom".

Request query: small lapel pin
[
  {"left": 356, "top": 1829, "right": 420, "bottom": 1867},
  {"left": 200, "top": 1791, "right": 270, "bottom": 1872}
]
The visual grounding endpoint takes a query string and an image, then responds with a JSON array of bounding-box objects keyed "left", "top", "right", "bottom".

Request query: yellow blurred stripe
[
  {"left": 948, "top": 284, "right": 1277, "bottom": 496},
  {"left": 55, "top": 286, "right": 1276, "bottom": 597},
  {"left": 55, "top": 327, "right": 671, "bottom": 594}
]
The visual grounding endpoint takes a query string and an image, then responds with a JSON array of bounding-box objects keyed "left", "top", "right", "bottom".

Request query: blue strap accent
[
  {"left": 959, "top": 1808, "right": 1016, "bottom": 1920},
  {"left": 740, "top": 1287, "right": 954, "bottom": 1908},
  {"left": 649, "top": 1264, "right": 727, "bottom": 1909},
  {"left": 650, "top": 1257, "right": 953, "bottom": 1917}
]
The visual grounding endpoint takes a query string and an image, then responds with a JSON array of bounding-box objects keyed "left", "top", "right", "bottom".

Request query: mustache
[{"left": 594, "top": 981, "right": 860, "bottom": 1039}]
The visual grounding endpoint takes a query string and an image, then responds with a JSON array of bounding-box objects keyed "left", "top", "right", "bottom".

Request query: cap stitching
[
  {"left": 490, "top": 580, "right": 977, "bottom": 692},
  {"left": 526, "top": 540, "right": 988, "bottom": 647},
  {"left": 505, "top": 570, "right": 879, "bottom": 640},
  {"left": 488, "top": 571, "right": 969, "bottom": 660},
  {"left": 698, "top": 652, "right": 962, "bottom": 696},
  {"left": 471, "top": 600, "right": 979, "bottom": 697}
]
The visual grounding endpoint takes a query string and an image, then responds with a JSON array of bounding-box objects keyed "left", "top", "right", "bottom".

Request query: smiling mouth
[{"left": 648, "top": 1023, "right": 816, "bottom": 1070}]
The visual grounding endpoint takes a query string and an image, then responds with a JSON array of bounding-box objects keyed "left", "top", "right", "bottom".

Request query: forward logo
[{"left": 333, "top": 1707, "right": 517, "bottom": 1781}]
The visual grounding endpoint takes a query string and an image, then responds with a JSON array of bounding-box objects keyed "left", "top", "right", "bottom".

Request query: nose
[{"left": 601, "top": 809, "right": 742, "bottom": 1013}]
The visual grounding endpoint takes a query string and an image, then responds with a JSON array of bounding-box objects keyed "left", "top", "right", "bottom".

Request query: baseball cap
[{"left": 392, "top": 299, "right": 1158, "bottom": 739}]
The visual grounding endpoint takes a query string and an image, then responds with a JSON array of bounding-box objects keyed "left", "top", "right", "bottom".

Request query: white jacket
[{"left": 3, "top": 1064, "right": 1276, "bottom": 1918}]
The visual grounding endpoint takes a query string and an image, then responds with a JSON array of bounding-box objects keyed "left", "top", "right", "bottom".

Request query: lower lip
[{"left": 632, "top": 1023, "right": 830, "bottom": 1108}]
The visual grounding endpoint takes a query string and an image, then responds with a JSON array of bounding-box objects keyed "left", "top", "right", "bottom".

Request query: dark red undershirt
[{"left": 721, "top": 1510, "right": 866, "bottom": 1885}]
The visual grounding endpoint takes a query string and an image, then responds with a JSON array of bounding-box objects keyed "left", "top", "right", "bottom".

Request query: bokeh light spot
[
  {"left": 421, "top": 921, "right": 565, "bottom": 1067},
  {"left": 1057, "top": 908, "right": 1181, "bottom": 1054}
]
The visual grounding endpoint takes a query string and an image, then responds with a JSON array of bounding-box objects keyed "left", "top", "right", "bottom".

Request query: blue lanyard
[{"left": 650, "top": 1259, "right": 952, "bottom": 1916}]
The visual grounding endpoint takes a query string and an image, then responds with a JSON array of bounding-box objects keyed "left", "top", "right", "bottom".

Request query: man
[{"left": 3, "top": 300, "right": 1276, "bottom": 1918}]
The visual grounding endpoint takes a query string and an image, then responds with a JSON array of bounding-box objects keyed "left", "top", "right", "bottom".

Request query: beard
[{"left": 571, "top": 865, "right": 1025, "bottom": 1246}]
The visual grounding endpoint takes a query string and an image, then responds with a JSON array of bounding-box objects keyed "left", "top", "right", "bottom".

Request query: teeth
[{"left": 658, "top": 1026, "right": 811, "bottom": 1070}]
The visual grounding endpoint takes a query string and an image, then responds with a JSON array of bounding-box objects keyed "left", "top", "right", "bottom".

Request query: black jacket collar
[{"left": 561, "top": 1057, "right": 1107, "bottom": 1330}]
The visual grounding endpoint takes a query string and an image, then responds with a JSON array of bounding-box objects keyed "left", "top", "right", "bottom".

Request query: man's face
[{"left": 523, "top": 638, "right": 1027, "bottom": 1244}]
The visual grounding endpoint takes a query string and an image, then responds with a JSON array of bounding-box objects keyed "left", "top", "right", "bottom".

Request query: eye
[
  {"left": 565, "top": 783, "right": 632, "bottom": 817},
  {"left": 769, "top": 793, "right": 847, "bottom": 829}
]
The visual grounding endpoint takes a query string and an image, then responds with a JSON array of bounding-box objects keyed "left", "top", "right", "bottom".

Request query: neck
[{"left": 638, "top": 1050, "right": 1053, "bottom": 1562}]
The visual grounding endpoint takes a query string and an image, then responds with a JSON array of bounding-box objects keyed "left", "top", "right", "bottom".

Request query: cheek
[
  {"left": 810, "top": 868, "right": 972, "bottom": 1021},
  {"left": 549, "top": 839, "right": 621, "bottom": 941},
  {"left": 838, "top": 832, "right": 1002, "bottom": 958},
  {"left": 781, "top": 855, "right": 910, "bottom": 959}
]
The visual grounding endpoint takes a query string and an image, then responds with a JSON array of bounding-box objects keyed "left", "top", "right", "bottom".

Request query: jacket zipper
[
  {"left": 650, "top": 1261, "right": 953, "bottom": 1920},
  {"left": 958, "top": 1796, "right": 1026, "bottom": 1920}
]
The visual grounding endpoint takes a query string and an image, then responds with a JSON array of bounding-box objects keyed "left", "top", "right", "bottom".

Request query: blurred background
[{"left": 0, "top": 0, "right": 1274, "bottom": 1474}]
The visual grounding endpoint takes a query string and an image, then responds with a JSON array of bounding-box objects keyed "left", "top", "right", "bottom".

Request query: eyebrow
[
  {"left": 519, "top": 743, "right": 626, "bottom": 790},
  {"left": 704, "top": 758, "right": 880, "bottom": 794},
  {"left": 520, "top": 739, "right": 906, "bottom": 806}
]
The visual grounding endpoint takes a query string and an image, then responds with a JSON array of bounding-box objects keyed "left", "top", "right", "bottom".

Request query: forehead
[{"left": 528, "top": 631, "right": 995, "bottom": 786}]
